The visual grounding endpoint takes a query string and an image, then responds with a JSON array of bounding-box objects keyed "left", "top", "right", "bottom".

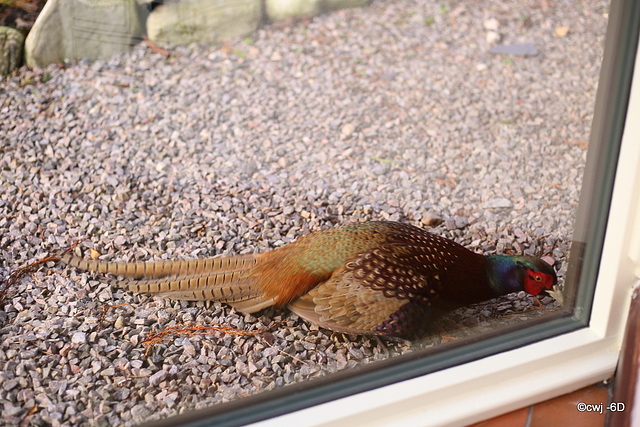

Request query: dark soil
[{"left": 0, "top": 0, "right": 46, "bottom": 36}]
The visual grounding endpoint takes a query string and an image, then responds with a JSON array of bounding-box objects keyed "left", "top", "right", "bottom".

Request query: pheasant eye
[{"left": 534, "top": 275, "right": 542, "bottom": 282}]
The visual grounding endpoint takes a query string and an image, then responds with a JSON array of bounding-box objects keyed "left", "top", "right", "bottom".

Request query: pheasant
[{"left": 59, "top": 221, "right": 557, "bottom": 338}]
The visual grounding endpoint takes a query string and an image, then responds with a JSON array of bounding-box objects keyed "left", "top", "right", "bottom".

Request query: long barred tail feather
[
  {"left": 58, "top": 252, "right": 274, "bottom": 313},
  {"left": 122, "top": 274, "right": 259, "bottom": 301},
  {"left": 58, "top": 252, "right": 258, "bottom": 279}
]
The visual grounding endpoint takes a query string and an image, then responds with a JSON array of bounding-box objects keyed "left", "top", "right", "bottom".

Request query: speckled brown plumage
[{"left": 59, "top": 221, "right": 557, "bottom": 338}]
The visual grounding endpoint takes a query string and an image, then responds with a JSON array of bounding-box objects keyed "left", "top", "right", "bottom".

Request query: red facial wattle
[{"left": 524, "top": 268, "right": 555, "bottom": 295}]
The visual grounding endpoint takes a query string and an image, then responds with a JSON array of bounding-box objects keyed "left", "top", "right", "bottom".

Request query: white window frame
[{"left": 251, "top": 9, "right": 640, "bottom": 427}]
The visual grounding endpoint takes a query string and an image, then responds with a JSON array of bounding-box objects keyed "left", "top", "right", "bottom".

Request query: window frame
[{"left": 147, "top": 1, "right": 640, "bottom": 425}]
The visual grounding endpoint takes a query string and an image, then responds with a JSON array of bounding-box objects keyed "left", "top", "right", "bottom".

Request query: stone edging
[{"left": 0, "top": 0, "right": 370, "bottom": 74}]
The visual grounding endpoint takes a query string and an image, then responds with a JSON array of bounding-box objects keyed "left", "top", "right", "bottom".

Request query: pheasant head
[{"left": 486, "top": 255, "right": 557, "bottom": 297}]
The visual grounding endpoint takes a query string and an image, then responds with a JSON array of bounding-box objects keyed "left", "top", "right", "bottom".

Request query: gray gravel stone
[
  {"left": 489, "top": 43, "right": 539, "bottom": 57},
  {"left": 71, "top": 331, "right": 87, "bottom": 344},
  {"left": 149, "top": 370, "right": 167, "bottom": 387}
]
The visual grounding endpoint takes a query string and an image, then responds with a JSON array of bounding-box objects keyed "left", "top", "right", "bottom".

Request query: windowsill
[{"left": 252, "top": 324, "right": 622, "bottom": 427}]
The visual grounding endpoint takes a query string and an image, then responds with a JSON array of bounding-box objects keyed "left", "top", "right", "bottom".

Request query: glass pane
[{"left": 0, "top": 0, "right": 617, "bottom": 425}]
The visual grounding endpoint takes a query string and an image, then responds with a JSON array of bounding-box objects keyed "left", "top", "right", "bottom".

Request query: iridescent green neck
[{"left": 486, "top": 255, "right": 528, "bottom": 296}]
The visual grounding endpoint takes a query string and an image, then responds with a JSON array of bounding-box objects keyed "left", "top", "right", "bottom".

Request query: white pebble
[{"left": 71, "top": 332, "right": 86, "bottom": 344}]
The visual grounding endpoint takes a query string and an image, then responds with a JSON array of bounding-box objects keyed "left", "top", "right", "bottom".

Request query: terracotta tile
[
  {"left": 468, "top": 406, "right": 529, "bottom": 427},
  {"left": 611, "top": 285, "right": 640, "bottom": 427},
  {"left": 529, "top": 384, "right": 609, "bottom": 427}
]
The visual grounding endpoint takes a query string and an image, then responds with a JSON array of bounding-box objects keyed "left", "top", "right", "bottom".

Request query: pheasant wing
[{"left": 288, "top": 247, "right": 433, "bottom": 337}]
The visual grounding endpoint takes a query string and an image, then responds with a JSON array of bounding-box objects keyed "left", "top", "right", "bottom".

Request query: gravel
[{"left": 0, "top": 0, "right": 608, "bottom": 425}]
